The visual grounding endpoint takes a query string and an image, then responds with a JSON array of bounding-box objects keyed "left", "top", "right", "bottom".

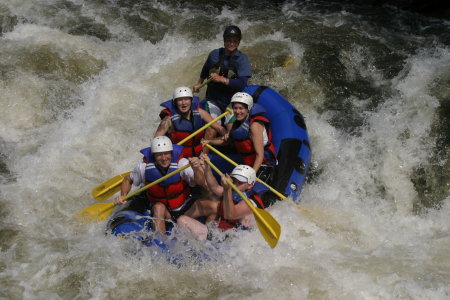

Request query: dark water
[{"left": 0, "top": 1, "right": 449, "bottom": 299}]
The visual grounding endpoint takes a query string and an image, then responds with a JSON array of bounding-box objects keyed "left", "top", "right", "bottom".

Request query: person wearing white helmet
[
  {"left": 114, "top": 136, "right": 202, "bottom": 234},
  {"left": 155, "top": 86, "right": 226, "bottom": 158},
  {"left": 202, "top": 92, "right": 277, "bottom": 182},
  {"left": 193, "top": 25, "right": 252, "bottom": 126},
  {"left": 177, "top": 159, "right": 270, "bottom": 241}
]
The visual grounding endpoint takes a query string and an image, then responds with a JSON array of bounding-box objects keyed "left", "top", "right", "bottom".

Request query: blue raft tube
[{"left": 243, "top": 85, "right": 311, "bottom": 201}]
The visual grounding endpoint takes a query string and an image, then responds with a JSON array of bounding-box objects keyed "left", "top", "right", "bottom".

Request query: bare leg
[
  {"left": 177, "top": 215, "right": 208, "bottom": 241},
  {"left": 184, "top": 199, "right": 219, "bottom": 219},
  {"left": 152, "top": 202, "right": 171, "bottom": 233},
  {"left": 240, "top": 214, "right": 256, "bottom": 228}
]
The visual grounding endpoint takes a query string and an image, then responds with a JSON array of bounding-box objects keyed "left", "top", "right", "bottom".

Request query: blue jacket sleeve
[{"left": 229, "top": 76, "right": 249, "bottom": 91}]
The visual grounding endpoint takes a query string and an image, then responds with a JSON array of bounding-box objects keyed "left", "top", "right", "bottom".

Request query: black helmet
[{"left": 223, "top": 25, "right": 241, "bottom": 39}]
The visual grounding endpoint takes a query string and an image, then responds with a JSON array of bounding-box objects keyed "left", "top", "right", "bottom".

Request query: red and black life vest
[
  {"left": 229, "top": 103, "right": 277, "bottom": 166},
  {"left": 139, "top": 145, "right": 190, "bottom": 210},
  {"left": 159, "top": 96, "right": 205, "bottom": 158},
  {"left": 217, "top": 182, "right": 268, "bottom": 230}
]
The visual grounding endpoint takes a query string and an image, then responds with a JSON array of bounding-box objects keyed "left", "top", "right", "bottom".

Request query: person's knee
[
  {"left": 177, "top": 215, "right": 188, "bottom": 227},
  {"left": 152, "top": 202, "right": 166, "bottom": 216}
]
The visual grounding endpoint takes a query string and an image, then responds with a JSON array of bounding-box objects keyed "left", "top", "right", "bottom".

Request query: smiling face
[
  {"left": 175, "top": 97, "right": 192, "bottom": 114},
  {"left": 232, "top": 102, "right": 249, "bottom": 122},
  {"left": 154, "top": 151, "right": 172, "bottom": 169},
  {"left": 224, "top": 37, "right": 240, "bottom": 54}
]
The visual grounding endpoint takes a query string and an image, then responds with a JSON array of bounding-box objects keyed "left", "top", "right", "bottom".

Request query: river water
[{"left": 1, "top": 1, "right": 449, "bottom": 299}]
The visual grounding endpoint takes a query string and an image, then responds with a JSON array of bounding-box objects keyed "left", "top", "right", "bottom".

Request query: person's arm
[
  {"left": 230, "top": 52, "right": 252, "bottom": 91},
  {"left": 199, "top": 108, "right": 226, "bottom": 136},
  {"left": 228, "top": 76, "right": 249, "bottom": 91},
  {"left": 201, "top": 136, "right": 227, "bottom": 147},
  {"left": 193, "top": 52, "right": 213, "bottom": 92},
  {"left": 249, "top": 121, "right": 265, "bottom": 173},
  {"left": 221, "top": 174, "right": 252, "bottom": 220},
  {"left": 193, "top": 78, "right": 206, "bottom": 93},
  {"left": 187, "top": 157, "right": 206, "bottom": 188},
  {"left": 114, "top": 162, "right": 145, "bottom": 204},
  {"left": 179, "top": 158, "right": 197, "bottom": 187},
  {"left": 114, "top": 175, "right": 133, "bottom": 205},
  {"left": 203, "top": 156, "right": 224, "bottom": 196},
  {"left": 154, "top": 115, "right": 172, "bottom": 137}
]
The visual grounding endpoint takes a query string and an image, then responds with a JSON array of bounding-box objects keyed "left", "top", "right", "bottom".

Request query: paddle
[
  {"left": 205, "top": 144, "right": 309, "bottom": 212},
  {"left": 195, "top": 77, "right": 212, "bottom": 91},
  {"left": 78, "top": 163, "right": 192, "bottom": 222},
  {"left": 205, "top": 159, "right": 281, "bottom": 248},
  {"left": 91, "top": 108, "right": 232, "bottom": 201},
  {"left": 92, "top": 171, "right": 131, "bottom": 202}
]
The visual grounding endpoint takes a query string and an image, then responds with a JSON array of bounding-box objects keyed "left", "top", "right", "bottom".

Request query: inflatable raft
[{"left": 107, "top": 85, "right": 311, "bottom": 242}]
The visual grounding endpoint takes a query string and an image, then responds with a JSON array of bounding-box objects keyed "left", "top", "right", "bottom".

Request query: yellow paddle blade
[
  {"left": 253, "top": 207, "right": 281, "bottom": 248},
  {"left": 77, "top": 202, "right": 116, "bottom": 223},
  {"left": 92, "top": 171, "right": 131, "bottom": 201}
]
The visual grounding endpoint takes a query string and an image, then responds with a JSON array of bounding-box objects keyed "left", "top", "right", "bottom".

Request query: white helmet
[
  {"left": 231, "top": 165, "right": 256, "bottom": 185},
  {"left": 151, "top": 136, "right": 173, "bottom": 154},
  {"left": 230, "top": 92, "right": 253, "bottom": 111},
  {"left": 173, "top": 86, "right": 193, "bottom": 100}
]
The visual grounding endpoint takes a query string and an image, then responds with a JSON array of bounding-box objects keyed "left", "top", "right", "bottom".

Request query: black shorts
[
  {"left": 117, "top": 191, "right": 198, "bottom": 222},
  {"left": 166, "top": 195, "right": 198, "bottom": 221},
  {"left": 257, "top": 165, "right": 275, "bottom": 183}
]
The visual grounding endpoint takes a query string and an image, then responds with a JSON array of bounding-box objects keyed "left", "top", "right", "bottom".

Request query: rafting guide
[{"left": 193, "top": 25, "right": 252, "bottom": 128}]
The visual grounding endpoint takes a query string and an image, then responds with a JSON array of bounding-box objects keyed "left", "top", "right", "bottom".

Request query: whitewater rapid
[{"left": 1, "top": 1, "right": 449, "bottom": 299}]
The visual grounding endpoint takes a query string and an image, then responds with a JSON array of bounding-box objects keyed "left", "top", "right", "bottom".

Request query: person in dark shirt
[{"left": 193, "top": 25, "right": 252, "bottom": 125}]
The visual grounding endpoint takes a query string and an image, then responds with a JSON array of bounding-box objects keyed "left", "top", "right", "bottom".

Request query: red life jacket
[
  {"left": 229, "top": 103, "right": 276, "bottom": 166},
  {"left": 140, "top": 145, "right": 190, "bottom": 210},
  {"left": 217, "top": 183, "right": 267, "bottom": 230},
  {"left": 159, "top": 96, "right": 205, "bottom": 158}
]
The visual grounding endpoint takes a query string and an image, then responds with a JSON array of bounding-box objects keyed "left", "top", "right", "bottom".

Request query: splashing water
[{"left": 1, "top": 1, "right": 449, "bottom": 299}]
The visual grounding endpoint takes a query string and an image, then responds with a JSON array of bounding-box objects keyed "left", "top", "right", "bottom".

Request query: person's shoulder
[
  {"left": 234, "top": 49, "right": 248, "bottom": 58},
  {"left": 234, "top": 50, "right": 251, "bottom": 67},
  {"left": 209, "top": 48, "right": 222, "bottom": 57}
]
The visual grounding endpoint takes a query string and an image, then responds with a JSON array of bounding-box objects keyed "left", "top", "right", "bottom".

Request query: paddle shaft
[{"left": 196, "top": 77, "right": 212, "bottom": 91}]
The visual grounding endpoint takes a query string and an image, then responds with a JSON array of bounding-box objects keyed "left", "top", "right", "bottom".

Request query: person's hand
[
  {"left": 221, "top": 174, "right": 232, "bottom": 190},
  {"left": 222, "top": 132, "right": 229, "bottom": 141},
  {"left": 202, "top": 153, "right": 209, "bottom": 161},
  {"left": 193, "top": 83, "right": 201, "bottom": 93},
  {"left": 198, "top": 155, "right": 206, "bottom": 169},
  {"left": 189, "top": 157, "right": 201, "bottom": 169},
  {"left": 114, "top": 194, "right": 127, "bottom": 205},
  {"left": 210, "top": 73, "right": 226, "bottom": 84},
  {"left": 218, "top": 126, "right": 227, "bottom": 136},
  {"left": 201, "top": 138, "right": 210, "bottom": 146}
]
